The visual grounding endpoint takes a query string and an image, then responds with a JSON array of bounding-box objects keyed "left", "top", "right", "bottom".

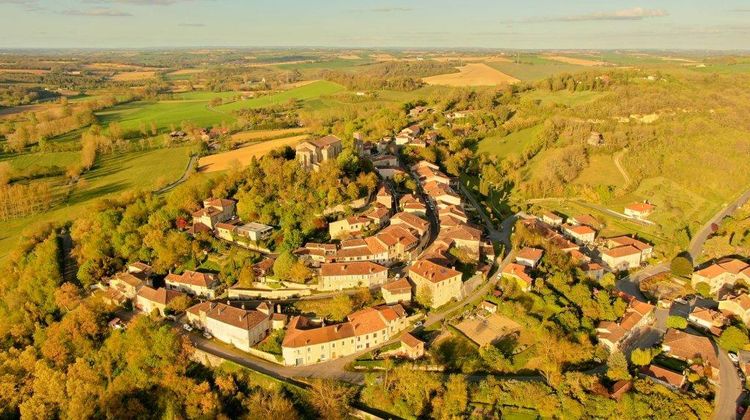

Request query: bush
[
  {"left": 695, "top": 282, "right": 711, "bottom": 298},
  {"left": 670, "top": 253, "right": 694, "bottom": 277},
  {"left": 666, "top": 315, "right": 688, "bottom": 330}
]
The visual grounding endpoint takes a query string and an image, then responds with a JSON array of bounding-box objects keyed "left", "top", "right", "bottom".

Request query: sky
[{"left": 1, "top": 0, "right": 749, "bottom": 50}]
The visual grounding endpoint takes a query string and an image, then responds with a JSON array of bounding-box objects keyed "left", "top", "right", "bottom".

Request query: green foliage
[
  {"left": 671, "top": 253, "right": 694, "bottom": 277},
  {"left": 718, "top": 326, "right": 750, "bottom": 353},
  {"left": 295, "top": 294, "right": 353, "bottom": 322},
  {"left": 666, "top": 315, "right": 688, "bottom": 330},
  {"left": 695, "top": 282, "right": 711, "bottom": 298},
  {"left": 630, "top": 347, "right": 658, "bottom": 366},
  {"left": 606, "top": 351, "right": 630, "bottom": 382}
]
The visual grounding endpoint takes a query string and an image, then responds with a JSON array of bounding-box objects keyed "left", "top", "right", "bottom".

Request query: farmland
[
  {"left": 422, "top": 63, "right": 519, "bottom": 86},
  {"left": 214, "top": 80, "right": 345, "bottom": 112},
  {"left": 477, "top": 125, "right": 541, "bottom": 158},
  {"left": 95, "top": 97, "right": 234, "bottom": 134},
  {"left": 198, "top": 135, "right": 308, "bottom": 172}
]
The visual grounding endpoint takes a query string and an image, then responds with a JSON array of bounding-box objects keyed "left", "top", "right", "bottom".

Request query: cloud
[
  {"left": 61, "top": 7, "right": 132, "bottom": 16},
  {"left": 179, "top": 23, "right": 205, "bottom": 27},
  {"left": 558, "top": 7, "right": 669, "bottom": 21}
]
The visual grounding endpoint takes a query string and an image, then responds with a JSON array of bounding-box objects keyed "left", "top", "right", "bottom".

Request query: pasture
[
  {"left": 96, "top": 98, "right": 234, "bottom": 133},
  {"left": 422, "top": 63, "right": 518, "bottom": 87},
  {"left": 215, "top": 80, "right": 345, "bottom": 112},
  {"left": 198, "top": 135, "right": 308, "bottom": 172},
  {"left": 231, "top": 127, "right": 308, "bottom": 144},
  {"left": 487, "top": 61, "right": 585, "bottom": 81},
  {"left": 477, "top": 125, "right": 542, "bottom": 158}
]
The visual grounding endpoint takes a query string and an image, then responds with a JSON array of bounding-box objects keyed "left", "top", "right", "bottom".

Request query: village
[{"left": 95, "top": 116, "right": 750, "bottom": 413}]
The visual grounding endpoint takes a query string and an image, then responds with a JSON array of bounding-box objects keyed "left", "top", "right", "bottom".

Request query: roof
[
  {"left": 188, "top": 302, "right": 268, "bottom": 330},
  {"left": 570, "top": 214, "right": 599, "bottom": 228},
  {"left": 443, "top": 224, "right": 482, "bottom": 242},
  {"left": 401, "top": 332, "right": 423, "bottom": 349},
  {"left": 695, "top": 258, "right": 749, "bottom": 279},
  {"left": 640, "top": 365, "right": 684, "bottom": 387},
  {"left": 722, "top": 293, "right": 750, "bottom": 311},
  {"left": 306, "top": 135, "right": 341, "bottom": 148},
  {"left": 607, "top": 236, "right": 652, "bottom": 251},
  {"left": 376, "top": 225, "right": 418, "bottom": 248},
  {"left": 320, "top": 261, "right": 387, "bottom": 277},
  {"left": 516, "top": 247, "right": 544, "bottom": 262},
  {"left": 690, "top": 307, "right": 726, "bottom": 325},
  {"left": 165, "top": 270, "right": 217, "bottom": 288},
  {"left": 563, "top": 224, "right": 597, "bottom": 236},
  {"left": 282, "top": 316, "right": 355, "bottom": 348},
  {"left": 111, "top": 272, "right": 144, "bottom": 288},
  {"left": 204, "top": 198, "right": 235, "bottom": 209},
  {"left": 502, "top": 263, "right": 533, "bottom": 285},
  {"left": 626, "top": 202, "right": 655, "bottom": 213},
  {"left": 542, "top": 211, "right": 563, "bottom": 221},
  {"left": 409, "top": 259, "right": 461, "bottom": 283},
  {"left": 391, "top": 212, "right": 430, "bottom": 233},
  {"left": 238, "top": 222, "right": 273, "bottom": 232},
  {"left": 382, "top": 277, "right": 412, "bottom": 293},
  {"left": 137, "top": 286, "right": 183, "bottom": 305},
  {"left": 662, "top": 328, "right": 718, "bottom": 366},
  {"left": 602, "top": 245, "right": 642, "bottom": 258}
]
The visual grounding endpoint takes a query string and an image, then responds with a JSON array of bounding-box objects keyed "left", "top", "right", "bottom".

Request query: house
[
  {"left": 442, "top": 224, "right": 483, "bottom": 259},
  {"left": 336, "top": 237, "right": 390, "bottom": 265},
  {"left": 596, "top": 299, "right": 654, "bottom": 351},
  {"left": 625, "top": 202, "right": 655, "bottom": 219},
  {"left": 587, "top": 131, "right": 605, "bottom": 146},
  {"left": 541, "top": 212, "right": 564, "bottom": 226},
  {"left": 400, "top": 194, "right": 427, "bottom": 217},
  {"left": 390, "top": 212, "right": 430, "bottom": 237},
  {"left": 381, "top": 277, "right": 412, "bottom": 304},
  {"left": 639, "top": 365, "right": 686, "bottom": 390},
  {"left": 582, "top": 262, "right": 605, "bottom": 280},
  {"left": 235, "top": 222, "right": 274, "bottom": 242},
  {"left": 376, "top": 166, "right": 406, "bottom": 180},
  {"left": 515, "top": 247, "right": 544, "bottom": 269},
  {"left": 329, "top": 216, "right": 373, "bottom": 239},
  {"left": 127, "top": 261, "right": 153, "bottom": 280},
  {"left": 661, "top": 328, "right": 719, "bottom": 380},
  {"left": 692, "top": 258, "right": 750, "bottom": 297},
  {"left": 501, "top": 263, "right": 533, "bottom": 292},
  {"left": 375, "top": 185, "right": 394, "bottom": 210},
  {"left": 445, "top": 110, "right": 474, "bottom": 120},
  {"left": 192, "top": 198, "right": 236, "bottom": 231},
  {"left": 601, "top": 245, "right": 642, "bottom": 271},
  {"left": 252, "top": 257, "right": 275, "bottom": 281},
  {"left": 415, "top": 165, "right": 450, "bottom": 186},
  {"left": 187, "top": 301, "right": 271, "bottom": 352},
  {"left": 400, "top": 124, "right": 422, "bottom": 137},
  {"left": 135, "top": 286, "right": 185, "bottom": 317},
  {"left": 409, "top": 259, "right": 462, "bottom": 308},
  {"left": 719, "top": 293, "right": 750, "bottom": 326},
  {"left": 374, "top": 225, "right": 421, "bottom": 261},
  {"left": 398, "top": 333, "right": 425, "bottom": 359},
  {"left": 363, "top": 205, "right": 390, "bottom": 227},
  {"left": 409, "top": 106, "right": 429, "bottom": 118},
  {"left": 295, "top": 242, "right": 337, "bottom": 264},
  {"left": 165, "top": 270, "right": 220, "bottom": 299},
  {"left": 319, "top": 261, "right": 388, "bottom": 291},
  {"left": 371, "top": 154, "right": 399, "bottom": 168},
  {"left": 295, "top": 135, "right": 343, "bottom": 170},
  {"left": 480, "top": 300, "right": 498, "bottom": 314},
  {"left": 688, "top": 307, "right": 727, "bottom": 335},
  {"left": 562, "top": 224, "right": 597, "bottom": 244},
  {"left": 281, "top": 304, "right": 407, "bottom": 366},
  {"left": 606, "top": 236, "right": 654, "bottom": 260},
  {"left": 107, "top": 272, "right": 145, "bottom": 301}
]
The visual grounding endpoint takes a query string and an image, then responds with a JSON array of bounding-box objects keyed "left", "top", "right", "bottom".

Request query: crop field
[
  {"left": 477, "top": 125, "right": 541, "bottom": 158},
  {"left": 230, "top": 128, "right": 308, "bottom": 144},
  {"left": 198, "top": 135, "right": 308, "bottom": 172},
  {"left": 111, "top": 71, "right": 157, "bottom": 81},
  {"left": 422, "top": 63, "right": 519, "bottom": 86},
  {"left": 487, "top": 61, "right": 585, "bottom": 81},
  {"left": 429, "top": 55, "right": 512, "bottom": 63},
  {"left": 215, "top": 80, "right": 345, "bottom": 112},
  {"left": 0, "top": 146, "right": 192, "bottom": 258},
  {"left": 542, "top": 55, "right": 611, "bottom": 66}
]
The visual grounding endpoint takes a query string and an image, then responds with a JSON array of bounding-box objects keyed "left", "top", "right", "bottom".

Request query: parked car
[
  {"left": 414, "top": 321, "right": 424, "bottom": 328},
  {"left": 182, "top": 323, "right": 193, "bottom": 332},
  {"left": 729, "top": 352, "right": 740, "bottom": 363},
  {"left": 202, "top": 331, "right": 213, "bottom": 340}
]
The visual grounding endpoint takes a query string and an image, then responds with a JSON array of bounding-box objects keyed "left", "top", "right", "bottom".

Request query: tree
[
  {"left": 237, "top": 265, "right": 256, "bottom": 288},
  {"left": 606, "top": 351, "right": 630, "bottom": 382},
  {"left": 718, "top": 326, "right": 750, "bottom": 353},
  {"left": 272, "top": 251, "right": 296, "bottom": 281},
  {"left": 670, "top": 253, "right": 694, "bottom": 277},
  {"left": 666, "top": 315, "right": 688, "bottom": 330},
  {"left": 245, "top": 390, "right": 299, "bottom": 419},
  {"left": 416, "top": 283, "right": 433, "bottom": 308},
  {"left": 166, "top": 294, "right": 192, "bottom": 314},
  {"left": 434, "top": 374, "right": 468, "bottom": 420},
  {"left": 599, "top": 272, "right": 616, "bottom": 289},
  {"left": 630, "top": 347, "right": 656, "bottom": 366},
  {"left": 307, "top": 379, "right": 353, "bottom": 420},
  {"left": 695, "top": 282, "right": 711, "bottom": 298}
]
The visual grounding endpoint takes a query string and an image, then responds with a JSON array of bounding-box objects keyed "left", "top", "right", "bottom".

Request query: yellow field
[
  {"left": 231, "top": 128, "right": 309, "bottom": 144},
  {"left": 167, "top": 68, "right": 205, "bottom": 75},
  {"left": 370, "top": 53, "right": 397, "bottom": 61},
  {"left": 430, "top": 55, "right": 512, "bottom": 63},
  {"left": 338, "top": 54, "right": 361, "bottom": 60},
  {"left": 249, "top": 60, "right": 314, "bottom": 67},
  {"left": 0, "top": 68, "right": 49, "bottom": 74},
  {"left": 422, "top": 63, "right": 519, "bottom": 87},
  {"left": 198, "top": 135, "right": 309, "bottom": 172},
  {"left": 543, "top": 55, "right": 610, "bottom": 66},
  {"left": 112, "top": 71, "right": 157, "bottom": 81}
]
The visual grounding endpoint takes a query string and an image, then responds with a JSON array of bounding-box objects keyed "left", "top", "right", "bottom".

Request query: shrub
[
  {"left": 718, "top": 326, "right": 749, "bottom": 353},
  {"left": 695, "top": 282, "right": 711, "bottom": 298},
  {"left": 666, "top": 315, "right": 688, "bottom": 330},
  {"left": 670, "top": 253, "right": 694, "bottom": 277}
]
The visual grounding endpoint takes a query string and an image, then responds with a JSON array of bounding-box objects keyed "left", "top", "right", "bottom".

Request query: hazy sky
[{"left": 1, "top": 0, "right": 749, "bottom": 50}]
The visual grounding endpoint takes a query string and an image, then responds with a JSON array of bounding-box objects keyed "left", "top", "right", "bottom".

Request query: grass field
[
  {"left": 422, "top": 63, "right": 518, "bottom": 87},
  {"left": 96, "top": 99, "right": 234, "bottom": 133},
  {"left": 215, "top": 80, "right": 345, "bottom": 112},
  {"left": 523, "top": 90, "right": 606, "bottom": 107},
  {"left": 574, "top": 154, "right": 625, "bottom": 187},
  {"left": 0, "top": 146, "right": 192, "bottom": 258},
  {"left": 230, "top": 127, "right": 308, "bottom": 144},
  {"left": 487, "top": 61, "right": 586, "bottom": 81},
  {"left": 542, "top": 55, "right": 611, "bottom": 67},
  {"left": 477, "top": 125, "right": 541, "bottom": 158},
  {"left": 111, "top": 71, "right": 157, "bottom": 81},
  {"left": 198, "top": 135, "right": 308, "bottom": 172},
  {"left": 1, "top": 150, "right": 80, "bottom": 171}
]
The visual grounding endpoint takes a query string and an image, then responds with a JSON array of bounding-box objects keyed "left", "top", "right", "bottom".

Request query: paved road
[
  {"left": 689, "top": 188, "right": 750, "bottom": 262},
  {"left": 715, "top": 347, "right": 744, "bottom": 420}
]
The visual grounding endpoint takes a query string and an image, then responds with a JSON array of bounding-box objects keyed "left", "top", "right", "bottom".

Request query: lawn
[
  {"left": 215, "top": 80, "right": 345, "bottom": 112},
  {"left": 574, "top": 154, "right": 625, "bottom": 187},
  {"left": 477, "top": 125, "right": 542, "bottom": 158},
  {"left": 0, "top": 146, "right": 193, "bottom": 258}
]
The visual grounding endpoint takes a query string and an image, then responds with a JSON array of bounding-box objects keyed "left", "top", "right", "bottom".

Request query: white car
[
  {"left": 182, "top": 323, "right": 193, "bottom": 332},
  {"left": 202, "top": 331, "right": 213, "bottom": 340},
  {"left": 729, "top": 352, "right": 740, "bottom": 363}
]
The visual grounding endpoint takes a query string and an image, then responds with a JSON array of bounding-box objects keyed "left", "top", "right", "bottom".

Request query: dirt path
[{"left": 614, "top": 148, "right": 631, "bottom": 189}]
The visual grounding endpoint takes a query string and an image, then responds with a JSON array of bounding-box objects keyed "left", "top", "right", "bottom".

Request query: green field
[
  {"left": 523, "top": 90, "right": 607, "bottom": 107},
  {"left": 1, "top": 150, "right": 80, "bottom": 170},
  {"left": 96, "top": 99, "right": 234, "bottom": 133},
  {"left": 0, "top": 146, "right": 192, "bottom": 258},
  {"left": 488, "top": 61, "right": 585, "bottom": 81},
  {"left": 574, "top": 154, "right": 625, "bottom": 187},
  {"left": 215, "top": 80, "right": 346, "bottom": 112},
  {"left": 477, "top": 125, "right": 542, "bottom": 158}
]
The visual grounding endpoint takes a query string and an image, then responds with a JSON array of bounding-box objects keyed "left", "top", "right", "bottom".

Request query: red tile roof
[
  {"left": 166, "top": 270, "right": 217, "bottom": 288},
  {"left": 662, "top": 328, "right": 718, "bottom": 366},
  {"left": 517, "top": 247, "right": 544, "bottom": 262},
  {"left": 320, "top": 261, "right": 387, "bottom": 277},
  {"left": 409, "top": 259, "right": 461, "bottom": 283},
  {"left": 188, "top": 301, "right": 268, "bottom": 330},
  {"left": 382, "top": 277, "right": 412, "bottom": 293},
  {"left": 137, "top": 286, "right": 183, "bottom": 305}
]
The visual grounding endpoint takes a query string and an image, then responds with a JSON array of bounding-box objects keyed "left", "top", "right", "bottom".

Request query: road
[
  {"left": 154, "top": 154, "right": 198, "bottom": 194},
  {"left": 715, "top": 347, "right": 744, "bottom": 420},
  {"left": 613, "top": 148, "right": 631, "bottom": 189}
]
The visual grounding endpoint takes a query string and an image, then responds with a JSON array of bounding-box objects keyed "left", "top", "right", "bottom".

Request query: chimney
[{"left": 276, "top": 304, "right": 281, "bottom": 313}]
